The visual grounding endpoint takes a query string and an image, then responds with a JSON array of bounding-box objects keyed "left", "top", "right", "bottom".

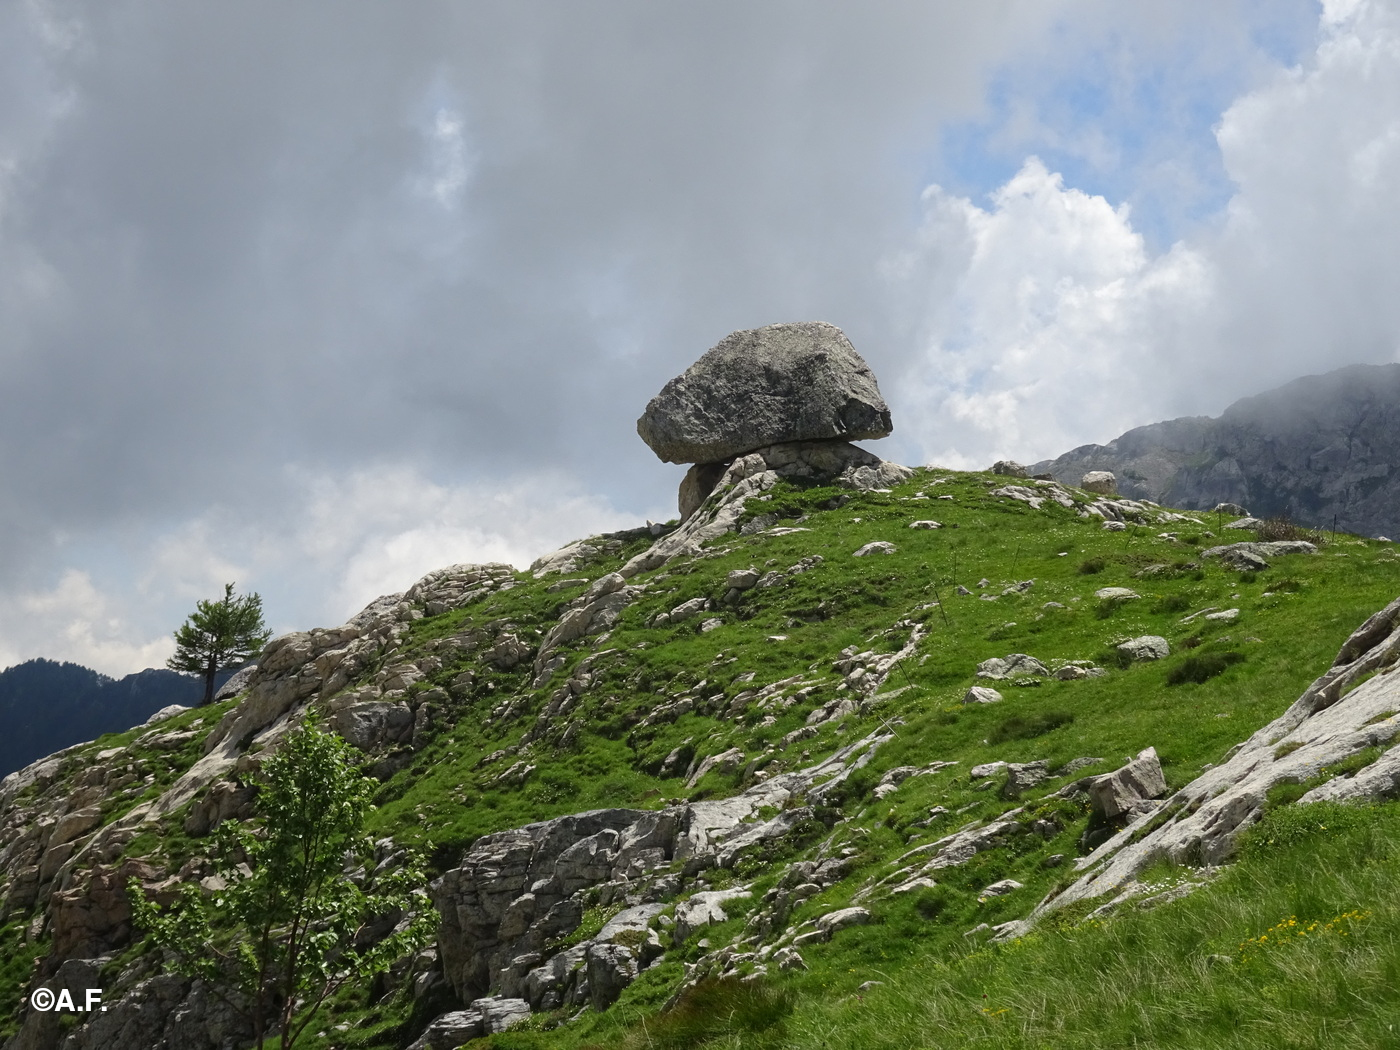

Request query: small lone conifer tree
[
  {"left": 167, "top": 582, "right": 271, "bottom": 704},
  {"left": 131, "top": 717, "right": 434, "bottom": 1049}
]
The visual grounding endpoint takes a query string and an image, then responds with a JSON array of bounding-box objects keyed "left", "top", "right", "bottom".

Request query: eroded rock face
[
  {"left": 621, "top": 441, "right": 914, "bottom": 577},
  {"left": 637, "top": 321, "right": 892, "bottom": 465},
  {"left": 431, "top": 732, "right": 890, "bottom": 1013},
  {"left": 1030, "top": 362, "right": 1400, "bottom": 538},
  {"left": 1031, "top": 595, "right": 1400, "bottom": 924}
]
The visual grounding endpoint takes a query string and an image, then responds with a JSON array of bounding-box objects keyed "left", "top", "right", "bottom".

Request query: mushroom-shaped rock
[{"left": 637, "top": 321, "right": 892, "bottom": 464}]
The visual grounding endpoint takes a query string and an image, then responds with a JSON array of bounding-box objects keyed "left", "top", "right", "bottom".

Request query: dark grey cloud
[{"left": 0, "top": 0, "right": 1355, "bottom": 672}]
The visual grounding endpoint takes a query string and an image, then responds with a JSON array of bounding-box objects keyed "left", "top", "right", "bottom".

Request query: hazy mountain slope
[
  {"left": 1032, "top": 362, "right": 1400, "bottom": 538},
  {"left": 0, "top": 659, "right": 228, "bottom": 778}
]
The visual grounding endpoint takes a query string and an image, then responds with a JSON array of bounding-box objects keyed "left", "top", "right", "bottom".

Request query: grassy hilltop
[{"left": 6, "top": 468, "right": 1400, "bottom": 1049}]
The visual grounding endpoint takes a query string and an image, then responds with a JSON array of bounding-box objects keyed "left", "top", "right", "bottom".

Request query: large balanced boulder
[{"left": 637, "top": 321, "right": 892, "bottom": 464}]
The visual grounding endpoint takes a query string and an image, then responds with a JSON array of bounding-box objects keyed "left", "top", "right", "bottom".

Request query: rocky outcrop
[
  {"left": 1032, "top": 362, "right": 1400, "bottom": 538},
  {"left": 431, "top": 732, "right": 889, "bottom": 1013},
  {"left": 619, "top": 441, "right": 913, "bottom": 576},
  {"left": 1028, "top": 595, "right": 1400, "bottom": 925},
  {"left": 637, "top": 321, "right": 892, "bottom": 465}
]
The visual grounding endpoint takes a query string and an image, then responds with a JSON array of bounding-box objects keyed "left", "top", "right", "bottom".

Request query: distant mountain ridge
[
  {"left": 1032, "top": 362, "right": 1400, "bottom": 537},
  {"left": 0, "top": 658, "right": 230, "bottom": 777}
]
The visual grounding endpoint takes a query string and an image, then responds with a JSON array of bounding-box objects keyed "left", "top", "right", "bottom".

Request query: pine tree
[{"left": 167, "top": 582, "right": 271, "bottom": 704}]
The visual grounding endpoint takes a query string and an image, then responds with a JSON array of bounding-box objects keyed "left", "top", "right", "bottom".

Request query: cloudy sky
[{"left": 3, "top": 0, "right": 1399, "bottom": 675}]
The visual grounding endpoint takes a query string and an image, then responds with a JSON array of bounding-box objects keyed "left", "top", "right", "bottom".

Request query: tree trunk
[{"left": 203, "top": 655, "right": 217, "bottom": 706}]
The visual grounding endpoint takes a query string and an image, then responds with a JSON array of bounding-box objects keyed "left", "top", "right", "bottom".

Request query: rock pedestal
[{"left": 637, "top": 322, "right": 900, "bottom": 519}]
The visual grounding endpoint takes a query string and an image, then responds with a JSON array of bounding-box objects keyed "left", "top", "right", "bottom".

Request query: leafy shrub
[
  {"left": 1255, "top": 516, "right": 1323, "bottom": 544},
  {"left": 1166, "top": 651, "right": 1244, "bottom": 685},
  {"left": 988, "top": 710, "right": 1074, "bottom": 744},
  {"left": 913, "top": 885, "right": 951, "bottom": 920},
  {"left": 592, "top": 978, "right": 792, "bottom": 1050},
  {"left": 1078, "top": 557, "right": 1107, "bottom": 575},
  {"left": 1151, "top": 593, "right": 1192, "bottom": 614}
]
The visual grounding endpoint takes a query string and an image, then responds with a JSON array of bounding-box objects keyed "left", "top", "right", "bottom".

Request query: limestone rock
[
  {"left": 991, "top": 460, "right": 1029, "bottom": 477},
  {"left": 1029, "top": 596, "right": 1400, "bottom": 927},
  {"left": 1001, "top": 761, "right": 1050, "bottom": 799},
  {"left": 962, "top": 686, "right": 1003, "bottom": 705},
  {"left": 817, "top": 906, "right": 871, "bottom": 935},
  {"left": 621, "top": 441, "right": 913, "bottom": 578},
  {"left": 1095, "top": 587, "right": 1140, "bottom": 602},
  {"left": 1081, "top": 471, "right": 1117, "bottom": 495},
  {"left": 1087, "top": 747, "right": 1167, "bottom": 820},
  {"left": 853, "top": 541, "right": 897, "bottom": 557},
  {"left": 213, "top": 664, "right": 257, "bottom": 701},
  {"left": 636, "top": 321, "right": 892, "bottom": 464},
  {"left": 1116, "top": 636, "right": 1170, "bottom": 661}
]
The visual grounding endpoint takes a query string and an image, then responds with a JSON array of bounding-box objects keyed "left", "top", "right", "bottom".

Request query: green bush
[
  {"left": 1166, "top": 651, "right": 1245, "bottom": 685},
  {"left": 1078, "top": 557, "right": 1107, "bottom": 575},
  {"left": 988, "top": 710, "right": 1075, "bottom": 744},
  {"left": 584, "top": 978, "right": 791, "bottom": 1050}
]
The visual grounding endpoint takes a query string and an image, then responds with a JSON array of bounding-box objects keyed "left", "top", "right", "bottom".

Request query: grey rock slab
[
  {"left": 620, "top": 440, "right": 912, "bottom": 578},
  {"left": 637, "top": 321, "right": 893, "bottom": 464},
  {"left": 674, "top": 888, "right": 751, "bottom": 944},
  {"left": 1095, "top": 587, "right": 1141, "bottom": 601},
  {"left": 1117, "top": 636, "right": 1170, "bottom": 661},
  {"left": 979, "top": 879, "right": 1024, "bottom": 897},
  {"left": 1088, "top": 748, "right": 1167, "bottom": 820},
  {"left": 853, "top": 541, "right": 898, "bottom": 557},
  {"left": 817, "top": 906, "right": 871, "bottom": 934},
  {"left": 1081, "top": 471, "right": 1117, "bottom": 495},
  {"left": 962, "top": 686, "right": 1003, "bottom": 705}
]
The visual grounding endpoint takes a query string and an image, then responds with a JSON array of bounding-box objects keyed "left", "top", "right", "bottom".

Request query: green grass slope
[
  {"left": 17, "top": 469, "right": 1398, "bottom": 1050},
  {"left": 296, "top": 471, "right": 1400, "bottom": 1049}
]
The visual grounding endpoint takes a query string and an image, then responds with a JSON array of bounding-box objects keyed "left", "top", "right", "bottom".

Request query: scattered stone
[
  {"left": 1205, "top": 609, "right": 1240, "bottom": 622},
  {"left": 979, "top": 879, "right": 1024, "bottom": 898},
  {"left": 977, "top": 654, "right": 1049, "bottom": 679},
  {"left": 1213, "top": 503, "right": 1248, "bottom": 517},
  {"left": 143, "top": 704, "right": 192, "bottom": 726},
  {"left": 727, "top": 569, "right": 761, "bottom": 590},
  {"left": 955, "top": 585, "right": 972, "bottom": 596},
  {"left": 962, "top": 686, "right": 1003, "bottom": 705},
  {"left": 817, "top": 907, "right": 871, "bottom": 936},
  {"left": 853, "top": 541, "right": 898, "bottom": 557},
  {"left": 1102, "top": 520, "right": 1127, "bottom": 531},
  {"left": 773, "top": 946, "right": 807, "bottom": 971},
  {"left": 908, "top": 520, "right": 942, "bottom": 530},
  {"left": 1225, "top": 517, "right": 1262, "bottom": 530},
  {"left": 970, "top": 761, "right": 1008, "bottom": 779},
  {"left": 1095, "top": 587, "right": 1140, "bottom": 602},
  {"left": 1116, "top": 635, "right": 1171, "bottom": 662},
  {"left": 1081, "top": 471, "right": 1117, "bottom": 495},
  {"left": 637, "top": 321, "right": 893, "bottom": 465},
  {"left": 991, "top": 461, "right": 1029, "bottom": 477},
  {"left": 1001, "top": 761, "right": 1050, "bottom": 799}
]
